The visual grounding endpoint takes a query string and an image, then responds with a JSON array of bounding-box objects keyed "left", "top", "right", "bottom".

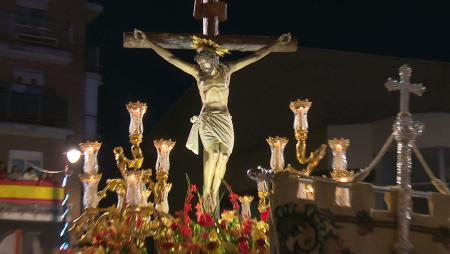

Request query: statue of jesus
[{"left": 133, "top": 30, "right": 291, "bottom": 210}]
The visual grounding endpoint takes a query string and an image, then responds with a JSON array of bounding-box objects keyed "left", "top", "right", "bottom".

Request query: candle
[
  {"left": 126, "top": 101, "right": 147, "bottom": 135},
  {"left": 289, "top": 99, "right": 312, "bottom": 131},
  {"left": 154, "top": 139, "right": 176, "bottom": 173},
  {"left": 329, "top": 138, "right": 350, "bottom": 171},
  {"left": 266, "top": 136, "right": 288, "bottom": 171},
  {"left": 79, "top": 141, "right": 101, "bottom": 175}
]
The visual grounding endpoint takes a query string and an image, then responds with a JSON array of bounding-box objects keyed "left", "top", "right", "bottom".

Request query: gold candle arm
[
  {"left": 97, "top": 179, "right": 127, "bottom": 206},
  {"left": 258, "top": 191, "right": 269, "bottom": 213},
  {"left": 113, "top": 146, "right": 129, "bottom": 178},
  {"left": 128, "top": 134, "right": 144, "bottom": 170},
  {"left": 290, "top": 99, "right": 327, "bottom": 176}
]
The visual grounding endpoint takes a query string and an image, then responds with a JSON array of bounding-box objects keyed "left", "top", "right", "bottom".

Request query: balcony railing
[
  {"left": 0, "top": 12, "right": 72, "bottom": 49},
  {"left": 0, "top": 89, "right": 69, "bottom": 127}
]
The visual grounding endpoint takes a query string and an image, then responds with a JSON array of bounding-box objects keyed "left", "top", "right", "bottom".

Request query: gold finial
[
  {"left": 79, "top": 141, "right": 102, "bottom": 154},
  {"left": 239, "top": 195, "right": 254, "bottom": 204},
  {"left": 126, "top": 101, "right": 147, "bottom": 114},
  {"left": 289, "top": 99, "right": 312, "bottom": 113},
  {"left": 328, "top": 138, "right": 350, "bottom": 152},
  {"left": 153, "top": 139, "right": 176, "bottom": 150},
  {"left": 266, "top": 136, "right": 289, "bottom": 146},
  {"left": 191, "top": 35, "right": 230, "bottom": 57}
]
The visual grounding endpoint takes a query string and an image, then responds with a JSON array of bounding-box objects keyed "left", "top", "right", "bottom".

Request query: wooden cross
[
  {"left": 193, "top": 0, "right": 227, "bottom": 36},
  {"left": 123, "top": 0, "right": 297, "bottom": 52},
  {"left": 385, "top": 64, "right": 426, "bottom": 114}
]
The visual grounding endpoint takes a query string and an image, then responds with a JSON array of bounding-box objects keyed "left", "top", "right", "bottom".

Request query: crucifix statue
[{"left": 124, "top": 0, "right": 295, "bottom": 211}]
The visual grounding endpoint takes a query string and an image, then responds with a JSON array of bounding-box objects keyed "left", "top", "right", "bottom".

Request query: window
[{"left": 8, "top": 150, "right": 43, "bottom": 174}]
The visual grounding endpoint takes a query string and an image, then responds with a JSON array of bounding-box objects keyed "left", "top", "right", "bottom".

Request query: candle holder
[
  {"left": 80, "top": 173, "right": 102, "bottom": 209},
  {"left": 79, "top": 141, "right": 101, "bottom": 175},
  {"left": 289, "top": 99, "right": 327, "bottom": 176},
  {"left": 153, "top": 139, "right": 175, "bottom": 213},
  {"left": 328, "top": 138, "right": 354, "bottom": 182},
  {"left": 78, "top": 141, "right": 102, "bottom": 209},
  {"left": 239, "top": 195, "right": 254, "bottom": 220},
  {"left": 266, "top": 136, "right": 288, "bottom": 172},
  {"left": 247, "top": 166, "right": 271, "bottom": 213},
  {"left": 127, "top": 101, "right": 147, "bottom": 136},
  {"left": 154, "top": 139, "right": 175, "bottom": 173},
  {"left": 127, "top": 101, "right": 147, "bottom": 170},
  {"left": 154, "top": 171, "right": 172, "bottom": 213}
]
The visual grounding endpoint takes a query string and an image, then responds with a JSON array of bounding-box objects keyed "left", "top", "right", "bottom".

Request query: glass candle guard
[
  {"left": 79, "top": 141, "right": 101, "bottom": 175},
  {"left": 290, "top": 99, "right": 312, "bottom": 131},
  {"left": 127, "top": 101, "right": 147, "bottom": 135},
  {"left": 154, "top": 139, "right": 176, "bottom": 173},
  {"left": 267, "top": 136, "right": 288, "bottom": 171},
  {"left": 239, "top": 196, "right": 254, "bottom": 220}
]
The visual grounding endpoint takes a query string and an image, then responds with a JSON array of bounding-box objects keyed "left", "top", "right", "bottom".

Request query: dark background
[{"left": 86, "top": 0, "right": 450, "bottom": 206}]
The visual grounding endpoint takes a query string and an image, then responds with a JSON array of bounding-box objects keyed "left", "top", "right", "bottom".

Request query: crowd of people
[{"left": 0, "top": 160, "right": 53, "bottom": 182}]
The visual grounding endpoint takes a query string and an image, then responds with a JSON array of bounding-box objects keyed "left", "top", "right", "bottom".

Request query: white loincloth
[{"left": 186, "top": 111, "right": 234, "bottom": 155}]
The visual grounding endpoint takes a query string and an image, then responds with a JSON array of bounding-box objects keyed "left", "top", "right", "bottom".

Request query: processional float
[{"left": 65, "top": 0, "right": 450, "bottom": 253}]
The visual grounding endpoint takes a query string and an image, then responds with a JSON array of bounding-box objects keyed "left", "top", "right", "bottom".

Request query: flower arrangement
[
  {"left": 64, "top": 182, "right": 270, "bottom": 254},
  {"left": 154, "top": 183, "right": 270, "bottom": 254}
]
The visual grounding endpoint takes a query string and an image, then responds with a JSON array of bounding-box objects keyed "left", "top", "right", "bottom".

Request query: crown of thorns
[{"left": 191, "top": 35, "right": 230, "bottom": 57}]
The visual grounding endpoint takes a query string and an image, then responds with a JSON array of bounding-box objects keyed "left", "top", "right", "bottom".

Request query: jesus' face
[{"left": 195, "top": 50, "right": 218, "bottom": 75}]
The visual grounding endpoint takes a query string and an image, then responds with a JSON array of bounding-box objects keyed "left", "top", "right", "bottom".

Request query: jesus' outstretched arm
[
  {"left": 227, "top": 33, "right": 292, "bottom": 73},
  {"left": 133, "top": 29, "right": 198, "bottom": 77}
]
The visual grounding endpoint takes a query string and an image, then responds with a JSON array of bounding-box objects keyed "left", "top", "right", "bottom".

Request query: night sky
[{"left": 86, "top": 0, "right": 450, "bottom": 195}]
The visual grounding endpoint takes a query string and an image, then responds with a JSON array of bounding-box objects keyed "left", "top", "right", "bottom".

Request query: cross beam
[{"left": 123, "top": 32, "right": 298, "bottom": 52}]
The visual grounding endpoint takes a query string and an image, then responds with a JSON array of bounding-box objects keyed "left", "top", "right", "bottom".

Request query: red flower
[
  {"left": 136, "top": 216, "right": 143, "bottom": 229},
  {"left": 219, "top": 220, "right": 226, "bottom": 230},
  {"left": 260, "top": 208, "right": 270, "bottom": 222},
  {"left": 200, "top": 232, "right": 209, "bottom": 240},
  {"left": 242, "top": 220, "right": 252, "bottom": 236},
  {"left": 238, "top": 240, "right": 250, "bottom": 254},
  {"left": 170, "top": 223, "right": 178, "bottom": 231},
  {"left": 162, "top": 242, "right": 174, "bottom": 250},
  {"left": 179, "top": 225, "right": 192, "bottom": 238},
  {"left": 229, "top": 192, "right": 240, "bottom": 210},
  {"left": 195, "top": 203, "right": 203, "bottom": 220},
  {"left": 198, "top": 212, "right": 214, "bottom": 228},
  {"left": 190, "top": 184, "right": 197, "bottom": 193}
]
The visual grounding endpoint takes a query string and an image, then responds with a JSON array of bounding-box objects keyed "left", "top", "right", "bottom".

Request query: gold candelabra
[
  {"left": 289, "top": 99, "right": 327, "bottom": 176},
  {"left": 69, "top": 101, "right": 176, "bottom": 248}
]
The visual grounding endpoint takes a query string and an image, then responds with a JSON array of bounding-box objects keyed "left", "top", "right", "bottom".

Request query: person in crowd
[{"left": 22, "top": 167, "right": 38, "bottom": 181}]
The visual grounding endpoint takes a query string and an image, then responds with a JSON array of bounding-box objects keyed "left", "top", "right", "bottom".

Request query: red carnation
[
  {"left": 198, "top": 213, "right": 214, "bottom": 228},
  {"left": 260, "top": 208, "right": 270, "bottom": 222},
  {"left": 238, "top": 240, "right": 250, "bottom": 254},
  {"left": 180, "top": 225, "right": 192, "bottom": 238},
  {"left": 242, "top": 220, "right": 253, "bottom": 236}
]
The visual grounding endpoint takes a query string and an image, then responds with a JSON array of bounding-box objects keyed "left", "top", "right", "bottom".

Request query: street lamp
[
  {"left": 59, "top": 148, "right": 81, "bottom": 251},
  {"left": 66, "top": 149, "right": 81, "bottom": 164}
]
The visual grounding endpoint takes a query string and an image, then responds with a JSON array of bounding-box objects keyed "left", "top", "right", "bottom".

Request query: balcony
[
  {"left": 0, "top": 12, "right": 73, "bottom": 64},
  {"left": 0, "top": 179, "right": 64, "bottom": 222},
  {"left": 0, "top": 85, "right": 69, "bottom": 127}
]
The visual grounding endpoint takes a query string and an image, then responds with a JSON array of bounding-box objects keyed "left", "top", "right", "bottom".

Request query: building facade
[{"left": 0, "top": 0, "right": 102, "bottom": 252}]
